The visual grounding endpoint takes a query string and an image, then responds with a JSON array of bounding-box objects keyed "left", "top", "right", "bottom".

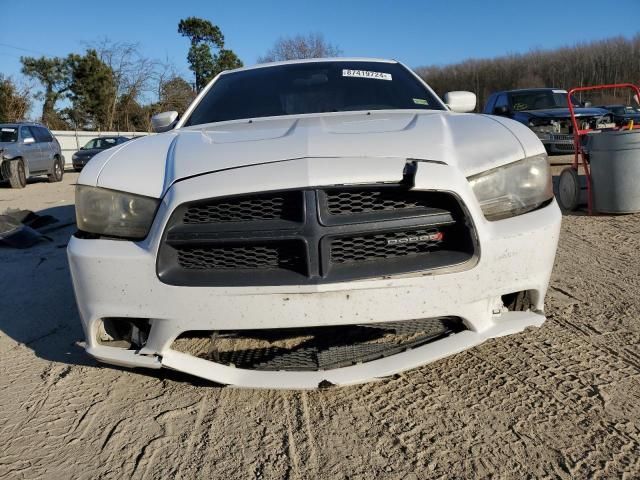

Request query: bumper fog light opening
[{"left": 97, "top": 318, "right": 151, "bottom": 349}]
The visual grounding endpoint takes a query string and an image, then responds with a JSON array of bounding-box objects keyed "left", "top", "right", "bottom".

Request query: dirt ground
[{"left": 1, "top": 168, "right": 639, "bottom": 479}]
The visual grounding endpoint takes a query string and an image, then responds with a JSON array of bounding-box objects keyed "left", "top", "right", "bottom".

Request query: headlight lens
[
  {"left": 75, "top": 185, "right": 159, "bottom": 239},
  {"left": 468, "top": 155, "right": 553, "bottom": 221}
]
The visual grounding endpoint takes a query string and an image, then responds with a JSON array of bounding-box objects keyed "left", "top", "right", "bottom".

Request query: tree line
[
  {"left": 3, "top": 28, "right": 638, "bottom": 129},
  {"left": 0, "top": 17, "right": 244, "bottom": 131},
  {"left": 416, "top": 35, "right": 640, "bottom": 110}
]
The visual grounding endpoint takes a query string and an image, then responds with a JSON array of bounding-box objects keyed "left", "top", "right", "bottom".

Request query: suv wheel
[
  {"left": 6, "top": 158, "right": 27, "bottom": 189},
  {"left": 48, "top": 156, "right": 64, "bottom": 183}
]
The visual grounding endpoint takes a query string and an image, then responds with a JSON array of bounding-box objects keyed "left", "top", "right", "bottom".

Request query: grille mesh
[
  {"left": 176, "top": 242, "right": 304, "bottom": 271},
  {"left": 183, "top": 191, "right": 301, "bottom": 224},
  {"left": 553, "top": 142, "right": 575, "bottom": 151},
  {"left": 172, "top": 317, "right": 465, "bottom": 371},
  {"left": 331, "top": 228, "right": 443, "bottom": 264},
  {"left": 159, "top": 186, "right": 475, "bottom": 286},
  {"left": 325, "top": 189, "right": 434, "bottom": 215},
  {"left": 550, "top": 134, "right": 573, "bottom": 142}
]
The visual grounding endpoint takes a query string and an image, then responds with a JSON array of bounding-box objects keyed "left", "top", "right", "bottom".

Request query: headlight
[
  {"left": 468, "top": 155, "right": 553, "bottom": 221},
  {"left": 75, "top": 185, "right": 159, "bottom": 239},
  {"left": 72, "top": 153, "right": 78, "bottom": 160}
]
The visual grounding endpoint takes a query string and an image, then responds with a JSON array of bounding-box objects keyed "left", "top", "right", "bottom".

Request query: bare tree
[
  {"left": 0, "top": 75, "right": 33, "bottom": 122},
  {"left": 158, "top": 76, "right": 195, "bottom": 114},
  {"left": 416, "top": 34, "right": 640, "bottom": 111},
  {"left": 87, "top": 38, "right": 157, "bottom": 130},
  {"left": 257, "top": 33, "right": 341, "bottom": 63}
]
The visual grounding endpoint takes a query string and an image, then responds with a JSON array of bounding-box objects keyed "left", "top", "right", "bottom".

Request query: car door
[
  {"left": 493, "top": 93, "right": 510, "bottom": 116},
  {"left": 18, "top": 126, "right": 44, "bottom": 172},
  {"left": 35, "top": 127, "right": 56, "bottom": 172}
]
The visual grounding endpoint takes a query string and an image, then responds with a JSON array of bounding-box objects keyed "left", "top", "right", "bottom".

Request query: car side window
[
  {"left": 484, "top": 94, "right": 497, "bottom": 114},
  {"left": 494, "top": 94, "right": 509, "bottom": 111},
  {"left": 39, "top": 127, "right": 54, "bottom": 142},
  {"left": 31, "top": 127, "right": 48, "bottom": 143},
  {"left": 20, "top": 126, "right": 35, "bottom": 143}
]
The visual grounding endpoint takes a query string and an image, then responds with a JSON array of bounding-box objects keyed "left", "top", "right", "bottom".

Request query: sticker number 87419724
[{"left": 342, "top": 69, "right": 392, "bottom": 81}]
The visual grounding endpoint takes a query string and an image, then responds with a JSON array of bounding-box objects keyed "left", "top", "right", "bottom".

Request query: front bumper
[
  {"left": 72, "top": 157, "right": 90, "bottom": 169},
  {"left": 68, "top": 158, "right": 562, "bottom": 388},
  {"left": 538, "top": 134, "right": 575, "bottom": 154}
]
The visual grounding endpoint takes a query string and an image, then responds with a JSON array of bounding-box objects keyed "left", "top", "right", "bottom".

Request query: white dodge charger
[{"left": 68, "top": 58, "right": 561, "bottom": 388}]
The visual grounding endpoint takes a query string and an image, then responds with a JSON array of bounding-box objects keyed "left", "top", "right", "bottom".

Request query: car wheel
[
  {"left": 7, "top": 158, "right": 27, "bottom": 189},
  {"left": 48, "top": 156, "right": 64, "bottom": 183},
  {"left": 557, "top": 167, "right": 581, "bottom": 211}
]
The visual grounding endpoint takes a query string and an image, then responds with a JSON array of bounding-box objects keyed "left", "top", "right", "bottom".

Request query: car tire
[
  {"left": 48, "top": 156, "right": 64, "bottom": 183},
  {"left": 6, "top": 158, "right": 27, "bottom": 189}
]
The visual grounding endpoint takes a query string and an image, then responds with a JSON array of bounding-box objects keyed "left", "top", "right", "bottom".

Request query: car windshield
[
  {"left": 510, "top": 91, "right": 579, "bottom": 111},
  {"left": 0, "top": 127, "right": 18, "bottom": 142},
  {"left": 183, "top": 61, "right": 445, "bottom": 126},
  {"left": 82, "top": 138, "right": 118, "bottom": 150},
  {"left": 624, "top": 106, "right": 640, "bottom": 113}
]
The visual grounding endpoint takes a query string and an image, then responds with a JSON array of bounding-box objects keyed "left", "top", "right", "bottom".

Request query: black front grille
[
  {"left": 157, "top": 185, "right": 476, "bottom": 286},
  {"left": 324, "top": 188, "right": 435, "bottom": 215},
  {"left": 331, "top": 228, "right": 444, "bottom": 264},
  {"left": 183, "top": 191, "right": 303, "bottom": 224},
  {"left": 176, "top": 242, "right": 305, "bottom": 271}
]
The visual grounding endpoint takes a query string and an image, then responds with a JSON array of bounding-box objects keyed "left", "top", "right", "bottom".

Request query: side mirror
[
  {"left": 23, "top": 137, "right": 35, "bottom": 144},
  {"left": 151, "top": 111, "right": 179, "bottom": 133},
  {"left": 444, "top": 91, "right": 476, "bottom": 113},
  {"left": 493, "top": 105, "right": 510, "bottom": 115}
]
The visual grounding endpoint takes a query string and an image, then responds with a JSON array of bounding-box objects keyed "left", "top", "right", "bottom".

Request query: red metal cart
[{"left": 557, "top": 83, "right": 640, "bottom": 214}]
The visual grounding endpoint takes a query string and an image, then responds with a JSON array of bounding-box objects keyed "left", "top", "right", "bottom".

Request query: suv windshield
[
  {"left": 184, "top": 61, "right": 445, "bottom": 126},
  {"left": 82, "top": 138, "right": 118, "bottom": 150},
  {"left": 0, "top": 127, "right": 18, "bottom": 142},
  {"left": 510, "top": 90, "right": 579, "bottom": 111}
]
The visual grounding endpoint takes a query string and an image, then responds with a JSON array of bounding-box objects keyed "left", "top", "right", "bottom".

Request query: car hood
[
  {"left": 617, "top": 112, "right": 640, "bottom": 119},
  {"left": 75, "top": 149, "right": 102, "bottom": 157},
  {"left": 523, "top": 107, "right": 610, "bottom": 118},
  {"left": 81, "top": 110, "right": 544, "bottom": 198}
]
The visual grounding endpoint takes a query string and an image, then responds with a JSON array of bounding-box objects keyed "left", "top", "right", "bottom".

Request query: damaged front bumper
[
  {"left": 540, "top": 134, "right": 576, "bottom": 154},
  {"left": 68, "top": 158, "right": 562, "bottom": 389}
]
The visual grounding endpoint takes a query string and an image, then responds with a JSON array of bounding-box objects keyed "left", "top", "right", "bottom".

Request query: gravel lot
[{"left": 0, "top": 169, "right": 638, "bottom": 479}]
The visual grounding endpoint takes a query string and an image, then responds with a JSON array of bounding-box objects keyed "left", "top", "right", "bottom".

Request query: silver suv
[{"left": 0, "top": 123, "right": 64, "bottom": 188}]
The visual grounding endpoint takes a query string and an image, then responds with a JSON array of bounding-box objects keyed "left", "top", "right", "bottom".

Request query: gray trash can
[{"left": 586, "top": 130, "right": 640, "bottom": 213}]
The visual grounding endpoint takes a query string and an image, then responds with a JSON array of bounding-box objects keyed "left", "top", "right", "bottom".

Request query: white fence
[{"left": 51, "top": 130, "right": 153, "bottom": 166}]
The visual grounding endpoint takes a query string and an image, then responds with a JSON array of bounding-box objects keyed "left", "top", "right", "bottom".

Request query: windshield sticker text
[
  {"left": 413, "top": 98, "right": 429, "bottom": 105},
  {"left": 342, "top": 69, "right": 392, "bottom": 81}
]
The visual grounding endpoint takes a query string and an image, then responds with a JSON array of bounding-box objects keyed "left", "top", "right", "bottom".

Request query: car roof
[
  {"left": 221, "top": 57, "right": 398, "bottom": 75},
  {"left": 499, "top": 88, "right": 566, "bottom": 94},
  {"left": 0, "top": 122, "right": 47, "bottom": 128},
  {"left": 89, "top": 136, "right": 127, "bottom": 140}
]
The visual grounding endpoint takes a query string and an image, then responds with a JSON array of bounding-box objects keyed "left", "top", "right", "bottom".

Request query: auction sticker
[{"left": 342, "top": 69, "right": 392, "bottom": 81}]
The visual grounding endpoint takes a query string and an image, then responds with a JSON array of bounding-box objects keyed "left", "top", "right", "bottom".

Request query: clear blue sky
[{"left": 1, "top": 0, "right": 638, "bottom": 86}]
